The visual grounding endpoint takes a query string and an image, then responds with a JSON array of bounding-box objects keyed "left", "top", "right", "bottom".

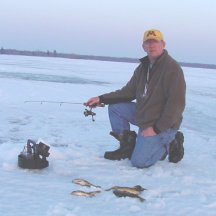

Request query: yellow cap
[{"left": 143, "top": 29, "right": 164, "bottom": 42}]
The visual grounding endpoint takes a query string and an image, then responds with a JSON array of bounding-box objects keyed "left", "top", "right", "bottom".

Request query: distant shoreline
[{"left": 1, "top": 48, "right": 216, "bottom": 70}]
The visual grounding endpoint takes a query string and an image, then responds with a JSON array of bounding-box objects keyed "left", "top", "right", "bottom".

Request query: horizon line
[{"left": 1, "top": 47, "right": 216, "bottom": 70}]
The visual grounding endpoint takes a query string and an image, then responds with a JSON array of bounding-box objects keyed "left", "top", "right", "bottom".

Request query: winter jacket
[{"left": 99, "top": 50, "right": 186, "bottom": 133}]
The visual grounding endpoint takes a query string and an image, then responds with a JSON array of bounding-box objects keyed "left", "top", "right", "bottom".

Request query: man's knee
[
  {"left": 131, "top": 145, "right": 166, "bottom": 168},
  {"left": 108, "top": 104, "right": 114, "bottom": 112},
  {"left": 131, "top": 155, "right": 155, "bottom": 168},
  {"left": 108, "top": 103, "right": 124, "bottom": 111},
  {"left": 108, "top": 103, "right": 121, "bottom": 115}
]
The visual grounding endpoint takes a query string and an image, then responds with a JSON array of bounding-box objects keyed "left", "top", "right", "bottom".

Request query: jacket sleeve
[
  {"left": 99, "top": 66, "right": 140, "bottom": 104},
  {"left": 154, "top": 66, "right": 186, "bottom": 133}
]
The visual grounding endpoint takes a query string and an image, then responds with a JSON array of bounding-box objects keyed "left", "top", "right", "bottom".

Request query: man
[{"left": 85, "top": 29, "right": 186, "bottom": 168}]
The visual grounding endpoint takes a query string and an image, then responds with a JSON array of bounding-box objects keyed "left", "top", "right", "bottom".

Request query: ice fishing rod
[
  {"left": 24, "top": 100, "right": 83, "bottom": 105},
  {"left": 24, "top": 100, "right": 105, "bottom": 122}
]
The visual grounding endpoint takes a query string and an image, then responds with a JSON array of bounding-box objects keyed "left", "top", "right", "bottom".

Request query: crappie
[
  {"left": 72, "top": 178, "right": 101, "bottom": 188},
  {"left": 71, "top": 190, "right": 101, "bottom": 197},
  {"left": 113, "top": 189, "right": 145, "bottom": 202},
  {"left": 106, "top": 185, "right": 146, "bottom": 195}
]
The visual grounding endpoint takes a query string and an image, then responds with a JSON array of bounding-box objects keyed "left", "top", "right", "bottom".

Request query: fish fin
[
  {"left": 138, "top": 196, "right": 145, "bottom": 202},
  {"left": 93, "top": 185, "right": 101, "bottom": 188},
  {"left": 134, "top": 185, "right": 147, "bottom": 191}
]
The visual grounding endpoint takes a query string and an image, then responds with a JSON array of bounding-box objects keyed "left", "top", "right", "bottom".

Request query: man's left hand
[{"left": 141, "top": 127, "right": 157, "bottom": 137}]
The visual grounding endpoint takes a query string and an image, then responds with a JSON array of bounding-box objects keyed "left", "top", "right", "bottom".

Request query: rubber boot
[
  {"left": 104, "top": 130, "right": 137, "bottom": 160},
  {"left": 168, "top": 131, "right": 184, "bottom": 163}
]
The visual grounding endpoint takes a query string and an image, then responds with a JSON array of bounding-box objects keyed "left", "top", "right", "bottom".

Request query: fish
[
  {"left": 71, "top": 190, "right": 101, "bottom": 198},
  {"left": 72, "top": 178, "right": 101, "bottom": 188},
  {"left": 105, "top": 185, "right": 146, "bottom": 195},
  {"left": 113, "top": 189, "right": 145, "bottom": 202}
]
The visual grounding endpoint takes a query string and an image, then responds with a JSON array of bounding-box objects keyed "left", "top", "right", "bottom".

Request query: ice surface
[{"left": 0, "top": 55, "right": 216, "bottom": 216}]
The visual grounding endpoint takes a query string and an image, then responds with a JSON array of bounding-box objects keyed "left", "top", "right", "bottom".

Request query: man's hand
[
  {"left": 84, "top": 97, "right": 100, "bottom": 108},
  {"left": 141, "top": 127, "right": 157, "bottom": 137}
]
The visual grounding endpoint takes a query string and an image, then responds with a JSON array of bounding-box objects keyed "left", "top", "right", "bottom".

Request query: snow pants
[{"left": 108, "top": 102, "right": 177, "bottom": 168}]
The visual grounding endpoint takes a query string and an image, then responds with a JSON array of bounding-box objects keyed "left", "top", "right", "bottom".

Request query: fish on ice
[
  {"left": 72, "top": 178, "right": 101, "bottom": 188},
  {"left": 113, "top": 189, "right": 145, "bottom": 202},
  {"left": 106, "top": 185, "right": 146, "bottom": 195},
  {"left": 71, "top": 190, "right": 101, "bottom": 198}
]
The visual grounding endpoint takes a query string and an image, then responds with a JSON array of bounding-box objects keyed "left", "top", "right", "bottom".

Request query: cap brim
[{"left": 144, "top": 37, "right": 161, "bottom": 41}]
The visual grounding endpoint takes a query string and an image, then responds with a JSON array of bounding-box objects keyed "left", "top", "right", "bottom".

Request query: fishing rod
[
  {"left": 24, "top": 100, "right": 83, "bottom": 105},
  {"left": 24, "top": 100, "right": 105, "bottom": 121}
]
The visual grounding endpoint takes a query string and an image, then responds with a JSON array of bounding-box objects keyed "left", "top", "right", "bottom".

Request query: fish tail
[
  {"left": 105, "top": 188, "right": 112, "bottom": 191},
  {"left": 138, "top": 196, "right": 145, "bottom": 202}
]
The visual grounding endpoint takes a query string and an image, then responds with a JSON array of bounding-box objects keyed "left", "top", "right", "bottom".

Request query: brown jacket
[{"left": 99, "top": 50, "right": 186, "bottom": 133}]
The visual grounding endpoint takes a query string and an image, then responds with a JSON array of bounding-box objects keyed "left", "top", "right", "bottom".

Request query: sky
[{"left": 1, "top": 0, "right": 216, "bottom": 64}]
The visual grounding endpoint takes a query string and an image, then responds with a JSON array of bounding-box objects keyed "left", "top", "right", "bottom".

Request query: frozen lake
[{"left": 0, "top": 54, "right": 216, "bottom": 216}]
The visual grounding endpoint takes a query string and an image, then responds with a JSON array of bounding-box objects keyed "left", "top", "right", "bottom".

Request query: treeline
[
  {"left": 0, "top": 48, "right": 138, "bottom": 63},
  {"left": 1, "top": 47, "right": 216, "bottom": 70}
]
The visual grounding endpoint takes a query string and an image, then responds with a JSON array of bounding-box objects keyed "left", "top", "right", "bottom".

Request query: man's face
[{"left": 142, "top": 39, "right": 165, "bottom": 60}]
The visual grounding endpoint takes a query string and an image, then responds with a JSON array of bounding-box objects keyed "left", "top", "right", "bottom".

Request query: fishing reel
[
  {"left": 83, "top": 103, "right": 105, "bottom": 122},
  {"left": 84, "top": 108, "right": 96, "bottom": 121},
  {"left": 18, "top": 139, "right": 50, "bottom": 169}
]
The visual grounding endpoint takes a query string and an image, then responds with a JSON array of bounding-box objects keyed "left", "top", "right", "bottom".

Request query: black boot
[
  {"left": 168, "top": 131, "right": 184, "bottom": 163},
  {"left": 104, "top": 130, "right": 137, "bottom": 160}
]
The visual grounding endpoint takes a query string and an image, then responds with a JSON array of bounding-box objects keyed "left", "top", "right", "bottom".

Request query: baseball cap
[{"left": 143, "top": 29, "right": 164, "bottom": 41}]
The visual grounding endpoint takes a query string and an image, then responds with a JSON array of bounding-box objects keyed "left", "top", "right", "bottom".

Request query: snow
[{"left": 0, "top": 54, "right": 216, "bottom": 216}]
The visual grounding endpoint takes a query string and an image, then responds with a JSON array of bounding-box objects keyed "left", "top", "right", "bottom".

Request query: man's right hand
[{"left": 84, "top": 97, "right": 100, "bottom": 108}]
